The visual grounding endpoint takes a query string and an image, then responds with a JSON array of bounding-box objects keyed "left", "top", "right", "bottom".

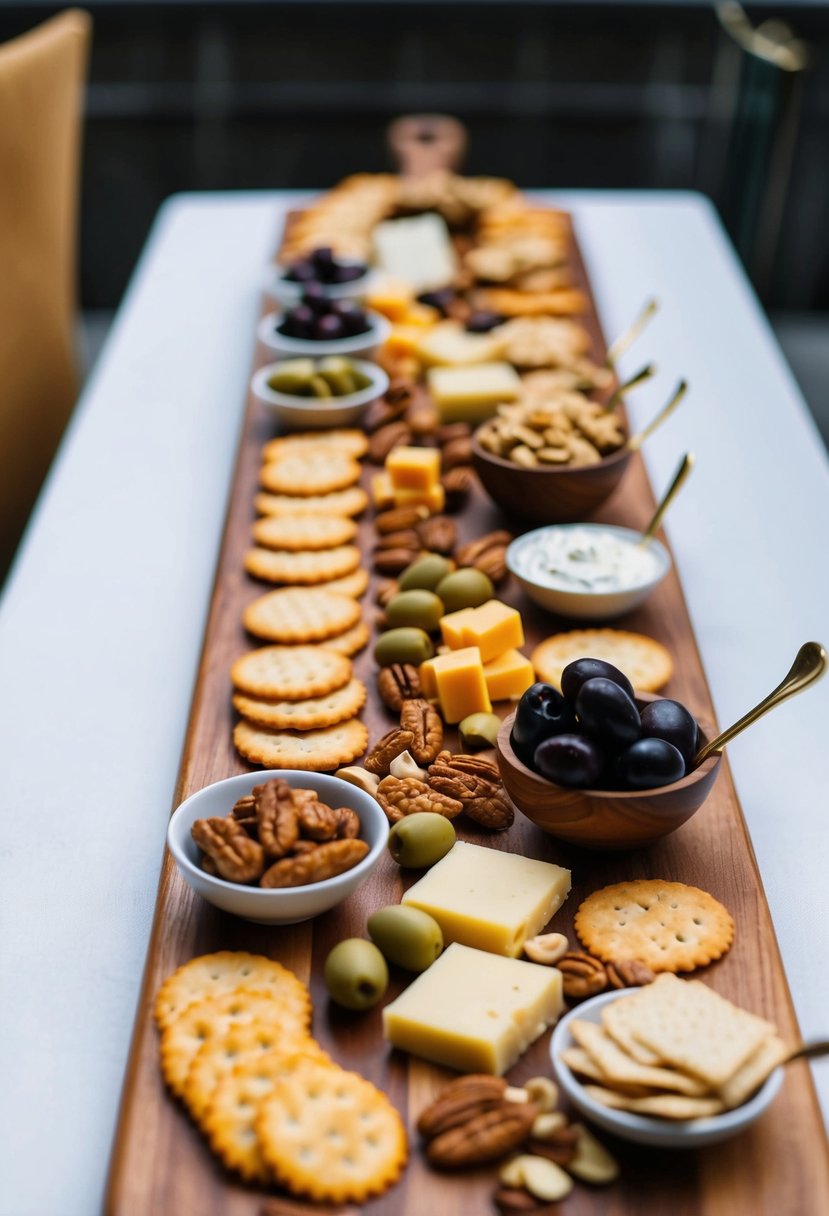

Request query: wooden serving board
[{"left": 106, "top": 211, "right": 829, "bottom": 1216}]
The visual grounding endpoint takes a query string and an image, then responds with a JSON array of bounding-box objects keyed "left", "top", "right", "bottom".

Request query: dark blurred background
[{"left": 3, "top": 0, "right": 827, "bottom": 432}]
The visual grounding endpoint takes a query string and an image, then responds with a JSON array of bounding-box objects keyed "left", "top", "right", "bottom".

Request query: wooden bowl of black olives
[{"left": 496, "top": 659, "right": 722, "bottom": 850}]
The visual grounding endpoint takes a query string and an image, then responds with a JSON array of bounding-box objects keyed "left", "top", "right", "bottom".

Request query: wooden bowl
[
  {"left": 471, "top": 429, "right": 632, "bottom": 524},
  {"left": 496, "top": 697, "right": 722, "bottom": 850}
]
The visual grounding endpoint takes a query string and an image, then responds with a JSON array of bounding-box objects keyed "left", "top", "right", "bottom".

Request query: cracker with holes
[
  {"left": 262, "top": 429, "right": 369, "bottom": 462},
  {"left": 252, "top": 513, "right": 358, "bottom": 552},
  {"left": 316, "top": 567, "right": 370, "bottom": 599},
  {"left": 242, "top": 587, "right": 361, "bottom": 644},
  {"left": 232, "top": 646, "right": 352, "bottom": 700},
  {"left": 574, "top": 880, "right": 734, "bottom": 973},
  {"left": 260, "top": 452, "right": 361, "bottom": 497},
  {"left": 244, "top": 544, "right": 361, "bottom": 586},
  {"left": 153, "top": 951, "right": 309, "bottom": 1031},
  {"left": 256, "top": 1055, "right": 408, "bottom": 1203},
  {"left": 568, "top": 1019, "right": 710, "bottom": 1096},
  {"left": 255, "top": 486, "right": 368, "bottom": 519},
  {"left": 232, "top": 677, "right": 366, "bottom": 731}
]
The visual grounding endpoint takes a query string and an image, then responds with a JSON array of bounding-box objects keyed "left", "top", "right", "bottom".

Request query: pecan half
[
  {"left": 441, "top": 435, "right": 473, "bottom": 471},
  {"left": 260, "top": 838, "right": 369, "bottom": 888},
  {"left": 368, "top": 421, "right": 411, "bottom": 464},
  {"left": 374, "top": 547, "right": 421, "bottom": 576},
  {"left": 557, "top": 952, "right": 608, "bottom": 1001},
  {"left": 441, "top": 466, "right": 474, "bottom": 511},
  {"left": 374, "top": 528, "right": 422, "bottom": 551},
  {"left": 455, "top": 531, "right": 514, "bottom": 567},
  {"left": 191, "top": 817, "right": 265, "bottom": 883},
  {"left": 377, "top": 663, "right": 421, "bottom": 712},
  {"left": 231, "top": 794, "right": 255, "bottom": 820},
  {"left": 416, "top": 514, "right": 457, "bottom": 554},
  {"left": 436, "top": 422, "right": 472, "bottom": 447},
  {"left": 332, "top": 806, "right": 361, "bottom": 840},
  {"left": 407, "top": 403, "right": 439, "bottom": 437},
  {"left": 296, "top": 799, "right": 339, "bottom": 841},
  {"left": 375, "top": 505, "right": 430, "bottom": 534},
  {"left": 493, "top": 1187, "right": 540, "bottom": 1214},
  {"left": 376, "top": 775, "right": 463, "bottom": 824},
  {"left": 386, "top": 377, "right": 416, "bottom": 409},
  {"left": 426, "top": 1102, "right": 538, "bottom": 1169},
  {"left": 527, "top": 1128, "right": 580, "bottom": 1167},
  {"left": 417, "top": 1076, "right": 508, "bottom": 1138},
  {"left": 433, "top": 751, "right": 500, "bottom": 782},
  {"left": 375, "top": 578, "right": 400, "bottom": 608},
  {"left": 364, "top": 728, "right": 415, "bottom": 776},
  {"left": 465, "top": 791, "right": 514, "bottom": 831},
  {"left": 253, "top": 779, "right": 299, "bottom": 859},
  {"left": 363, "top": 382, "right": 412, "bottom": 432},
  {"left": 400, "top": 698, "right": 444, "bottom": 765},
  {"left": 606, "top": 958, "right": 656, "bottom": 989}
]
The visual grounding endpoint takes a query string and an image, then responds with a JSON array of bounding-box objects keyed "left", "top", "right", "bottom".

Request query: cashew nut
[{"left": 523, "top": 932, "right": 570, "bottom": 966}]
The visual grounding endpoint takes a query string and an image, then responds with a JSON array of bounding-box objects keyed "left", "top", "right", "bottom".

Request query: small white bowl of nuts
[{"left": 167, "top": 771, "right": 388, "bottom": 925}]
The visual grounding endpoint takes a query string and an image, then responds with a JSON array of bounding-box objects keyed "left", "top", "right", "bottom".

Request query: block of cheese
[
  {"left": 402, "top": 302, "right": 441, "bottom": 328},
  {"left": 439, "top": 607, "right": 478, "bottom": 650},
  {"left": 460, "top": 599, "right": 524, "bottom": 664},
  {"left": 402, "top": 841, "right": 571, "bottom": 957},
  {"left": 393, "top": 483, "right": 445, "bottom": 513},
  {"left": 371, "top": 471, "right": 396, "bottom": 509},
  {"left": 387, "top": 446, "right": 441, "bottom": 492},
  {"left": 429, "top": 362, "right": 522, "bottom": 424},
  {"left": 483, "top": 648, "right": 535, "bottom": 702},
  {"left": 373, "top": 214, "right": 457, "bottom": 293},
  {"left": 383, "top": 942, "right": 564, "bottom": 1074},
  {"left": 365, "top": 277, "right": 414, "bottom": 322},
  {"left": 384, "top": 324, "right": 426, "bottom": 360},
  {"left": 419, "top": 656, "right": 439, "bottom": 701},
  {"left": 430, "top": 647, "right": 491, "bottom": 724},
  {"left": 415, "top": 322, "right": 500, "bottom": 368}
]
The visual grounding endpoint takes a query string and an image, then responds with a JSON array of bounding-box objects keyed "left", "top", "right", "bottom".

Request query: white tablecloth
[{"left": 1, "top": 190, "right": 827, "bottom": 1216}]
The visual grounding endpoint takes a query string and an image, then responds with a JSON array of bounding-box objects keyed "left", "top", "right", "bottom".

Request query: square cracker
[
  {"left": 561, "top": 1047, "right": 654, "bottom": 1096},
  {"left": 627, "top": 975, "right": 775, "bottom": 1089},
  {"left": 569, "top": 1019, "right": 709, "bottom": 1096},
  {"left": 602, "top": 992, "right": 664, "bottom": 1067},
  {"left": 582, "top": 1085, "right": 725, "bottom": 1121},
  {"left": 719, "top": 1034, "right": 787, "bottom": 1109}
]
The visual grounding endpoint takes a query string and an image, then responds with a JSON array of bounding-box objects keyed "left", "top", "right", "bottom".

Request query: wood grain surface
[{"left": 105, "top": 213, "right": 829, "bottom": 1216}]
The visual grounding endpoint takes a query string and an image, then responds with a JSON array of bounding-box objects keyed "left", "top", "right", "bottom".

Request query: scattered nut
[
  {"left": 364, "top": 728, "right": 416, "bottom": 776},
  {"left": 605, "top": 958, "right": 656, "bottom": 989},
  {"left": 504, "top": 1086, "right": 530, "bottom": 1105},
  {"left": 368, "top": 420, "right": 411, "bottom": 464},
  {"left": 557, "top": 952, "right": 608, "bottom": 1001},
  {"left": 492, "top": 1186, "right": 539, "bottom": 1214},
  {"left": 566, "top": 1124, "right": 620, "bottom": 1185},
  {"left": 374, "top": 547, "right": 422, "bottom": 576},
  {"left": 375, "top": 505, "right": 430, "bottom": 533},
  {"left": 523, "top": 932, "right": 569, "bottom": 966},
  {"left": 521, "top": 1155, "right": 574, "bottom": 1202},
  {"left": 441, "top": 465, "right": 474, "bottom": 511},
  {"left": 389, "top": 749, "right": 428, "bottom": 782},
  {"left": 334, "top": 766, "right": 380, "bottom": 797},
  {"left": 530, "top": 1111, "right": 567, "bottom": 1141},
  {"left": 376, "top": 662, "right": 422, "bottom": 712},
  {"left": 524, "top": 1076, "right": 558, "bottom": 1114}
]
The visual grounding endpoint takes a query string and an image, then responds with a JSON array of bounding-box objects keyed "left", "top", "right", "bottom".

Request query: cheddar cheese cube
[
  {"left": 365, "top": 277, "right": 414, "bottom": 322},
  {"left": 462, "top": 599, "right": 524, "bottom": 665},
  {"left": 371, "top": 471, "right": 396, "bottom": 510},
  {"left": 402, "top": 841, "right": 571, "bottom": 958},
  {"left": 387, "top": 446, "right": 441, "bottom": 493},
  {"left": 418, "top": 657, "right": 439, "bottom": 701},
  {"left": 382, "top": 942, "right": 564, "bottom": 1075},
  {"left": 428, "top": 362, "right": 522, "bottom": 424},
  {"left": 384, "top": 325, "right": 425, "bottom": 360},
  {"left": 439, "top": 607, "right": 478, "bottom": 651},
  {"left": 430, "top": 647, "right": 491, "bottom": 724},
  {"left": 482, "top": 648, "right": 535, "bottom": 702},
  {"left": 393, "top": 483, "right": 445, "bottom": 514}
]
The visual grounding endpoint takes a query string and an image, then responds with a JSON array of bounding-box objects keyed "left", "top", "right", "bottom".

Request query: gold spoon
[
  {"left": 606, "top": 363, "right": 656, "bottom": 411},
  {"left": 638, "top": 452, "right": 695, "bottom": 548},
  {"left": 784, "top": 1040, "right": 829, "bottom": 1065},
  {"left": 694, "top": 641, "right": 827, "bottom": 767},
  {"left": 606, "top": 297, "right": 659, "bottom": 367},
  {"left": 627, "top": 379, "right": 688, "bottom": 453}
]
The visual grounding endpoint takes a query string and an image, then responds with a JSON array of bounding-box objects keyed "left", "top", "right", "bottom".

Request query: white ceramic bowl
[
  {"left": 551, "top": 989, "right": 783, "bottom": 1148},
  {"left": 264, "top": 262, "right": 376, "bottom": 305},
  {"left": 506, "top": 523, "right": 671, "bottom": 621},
  {"left": 167, "top": 771, "right": 388, "bottom": 925},
  {"left": 257, "top": 310, "right": 390, "bottom": 361},
  {"left": 251, "top": 360, "right": 389, "bottom": 431}
]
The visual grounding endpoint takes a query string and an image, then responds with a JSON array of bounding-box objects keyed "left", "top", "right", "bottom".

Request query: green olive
[
  {"left": 387, "top": 812, "right": 456, "bottom": 869},
  {"left": 435, "top": 567, "right": 494, "bottom": 613},
  {"left": 398, "top": 553, "right": 454, "bottom": 592},
  {"left": 267, "top": 358, "right": 316, "bottom": 395},
  {"left": 323, "top": 938, "right": 388, "bottom": 1010},
  {"left": 308, "top": 374, "right": 333, "bottom": 398},
  {"left": 373, "top": 627, "right": 434, "bottom": 667},
  {"left": 385, "top": 589, "right": 445, "bottom": 633},
  {"left": 459, "top": 711, "right": 502, "bottom": 750},
  {"left": 367, "top": 905, "right": 444, "bottom": 972}
]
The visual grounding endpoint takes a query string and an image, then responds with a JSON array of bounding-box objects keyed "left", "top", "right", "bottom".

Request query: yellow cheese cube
[
  {"left": 393, "top": 483, "right": 445, "bottom": 514},
  {"left": 401, "top": 302, "right": 441, "bottom": 327},
  {"left": 465, "top": 599, "right": 524, "bottom": 664},
  {"left": 403, "top": 841, "right": 571, "bottom": 957},
  {"left": 439, "top": 607, "right": 478, "bottom": 650},
  {"left": 419, "top": 657, "right": 439, "bottom": 700},
  {"left": 387, "top": 446, "right": 441, "bottom": 492},
  {"left": 384, "top": 325, "right": 426, "bottom": 360},
  {"left": 365, "top": 277, "right": 414, "bottom": 322},
  {"left": 371, "top": 471, "right": 395, "bottom": 509},
  {"left": 382, "top": 942, "right": 564, "bottom": 1075},
  {"left": 431, "top": 647, "right": 491, "bottom": 724},
  {"left": 428, "top": 362, "right": 522, "bottom": 424},
  {"left": 483, "top": 648, "right": 535, "bottom": 702}
]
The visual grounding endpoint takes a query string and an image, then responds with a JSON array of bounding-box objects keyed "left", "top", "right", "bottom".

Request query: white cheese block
[
  {"left": 415, "top": 322, "right": 500, "bottom": 367},
  {"left": 382, "top": 942, "right": 564, "bottom": 1074},
  {"left": 373, "top": 214, "right": 456, "bottom": 292},
  {"left": 402, "top": 840, "right": 571, "bottom": 957},
  {"left": 428, "top": 362, "right": 522, "bottom": 423}
]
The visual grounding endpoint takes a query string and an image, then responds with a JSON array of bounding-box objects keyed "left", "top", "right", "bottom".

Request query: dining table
[{"left": 0, "top": 188, "right": 827, "bottom": 1216}]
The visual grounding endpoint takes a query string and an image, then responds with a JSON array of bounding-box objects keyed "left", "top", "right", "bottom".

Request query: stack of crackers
[
  {"left": 562, "top": 974, "right": 787, "bottom": 1119},
  {"left": 232, "top": 430, "right": 373, "bottom": 770},
  {"left": 156, "top": 951, "right": 407, "bottom": 1201}
]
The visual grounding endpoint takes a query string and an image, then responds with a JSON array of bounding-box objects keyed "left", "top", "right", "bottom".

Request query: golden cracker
[
  {"left": 154, "top": 951, "right": 308, "bottom": 1031},
  {"left": 560, "top": 1047, "right": 653, "bottom": 1096},
  {"left": 232, "top": 677, "right": 366, "bottom": 730},
  {"left": 582, "top": 1085, "right": 725, "bottom": 1120},
  {"left": 719, "top": 1034, "right": 787, "bottom": 1109},
  {"left": 231, "top": 646, "right": 352, "bottom": 700},
  {"left": 262, "top": 429, "right": 369, "bottom": 461},
  {"left": 234, "top": 718, "right": 369, "bottom": 771},
  {"left": 252, "top": 512, "right": 357, "bottom": 552},
  {"left": 531, "top": 629, "right": 673, "bottom": 693},
  {"left": 260, "top": 452, "right": 361, "bottom": 497},
  {"left": 575, "top": 880, "right": 734, "bottom": 973},
  {"left": 316, "top": 567, "right": 370, "bottom": 598},
  {"left": 255, "top": 486, "right": 368, "bottom": 518},
  {"left": 602, "top": 993, "right": 663, "bottom": 1067},
  {"left": 313, "top": 620, "right": 370, "bottom": 658},
  {"left": 256, "top": 1056, "right": 408, "bottom": 1204},
  {"left": 243, "top": 587, "right": 361, "bottom": 643},
  {"left": 568, "top": 1019, "right": 709, "bottom": 1096},
  {"left": 244, "top": 544, "right": 361, "bottom": 586}
]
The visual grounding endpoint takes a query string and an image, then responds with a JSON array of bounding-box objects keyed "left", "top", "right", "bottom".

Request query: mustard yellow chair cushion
[{"left": 0, "top": 9, "right": 91, "bottom": 577}]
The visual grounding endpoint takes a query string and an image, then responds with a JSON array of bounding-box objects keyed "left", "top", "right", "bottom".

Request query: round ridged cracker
[
  {"left": 243, "top": 587, "right": 361, "bottom": 643},
  {"left": 160, "top": 989, "right": 311, "bottom": 1097},
  {"left": 232, "top": 677, "right": 366, "bottom": 730},
  {"left": 252, "top": 513, "right": 357, "bottom": 552},
  {"left": 256, "top": 1055, "right": 408, "bottom": 1204},
  {"left": 204, "top": 1048, "right": 333, "bottom": 1183},
  {"left": 575, "top": 880, "right": 735, "bottom": 973},
  {"left": 314, "top": 620, "right": 370, "bottom": 658},
  {"left": 231, "top": 646, "right": 352, "bottom": 700},
  {"left": 153, "top": 951, "right": 309, "bottom": 1031},
  {"left": 234, "top": 718, "right": 369, "bottom": 771},
  {"left": 262, "top": 429, "right": 369, "bottom": 461},
  {"left": 531, "top": 629, "right": 674, "bottom": 693},
  {"left": 260, "top": 452, "right": 361, "bottom": 497},
  {"left": 316, "top": 567, "right": 369, "bottom": 598},
  {"left": 255, "top": 486, "right": 368, "bottom": 518},
  {"left": 244, "top": 544, "right": 361, "bottom": 586}
]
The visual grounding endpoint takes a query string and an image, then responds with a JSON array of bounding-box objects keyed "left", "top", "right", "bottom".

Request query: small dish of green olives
[
  {"left": 251, "top": 358, "right": 389, "bottom": 431},
  {"left": 167, "top": 770, "right": 388, "bottom": 924}
]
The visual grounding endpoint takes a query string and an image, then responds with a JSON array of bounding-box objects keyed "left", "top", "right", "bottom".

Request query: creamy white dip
[{"left": 514, "top": 526, "right": 661, "bottom": 593}]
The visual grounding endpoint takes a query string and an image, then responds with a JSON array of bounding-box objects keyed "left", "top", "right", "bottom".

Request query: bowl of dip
[{"left": 506, "top": 523, "right": 671, "bottom": 621}]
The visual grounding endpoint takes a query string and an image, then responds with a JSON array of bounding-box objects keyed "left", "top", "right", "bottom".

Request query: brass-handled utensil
[
  {"left": 606, "top": 297, "right": 659, "bottom": 367},
  {"left": 606, "top": 363, "right": 656, "bottom": 411},
  {"left": 694, "top": 641, "right": 827, "bottom": 767},
  {"left": 639, "top": 452, "right": 695, "bottom": 547},
  {"left": 784, "top": 1039, "right": 829, "bottom": 1065},
  {"left": 627, "top": 379, "right": 687, "bottom": 452}
]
